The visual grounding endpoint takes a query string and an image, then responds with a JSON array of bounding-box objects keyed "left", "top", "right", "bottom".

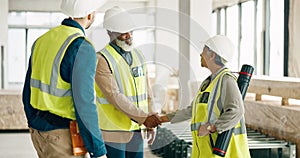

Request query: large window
[
  {"left": 7, "top": 12, "right": 155, "bottom": 90},
  {"left": 7, "top": 12, "right": 65, "bottom": 89},
  {"left": 8, "top": 29, "right": 26, "bottom": 85},
  {"left": 214, "top": 0, "right": 285, "bottom": 77}
]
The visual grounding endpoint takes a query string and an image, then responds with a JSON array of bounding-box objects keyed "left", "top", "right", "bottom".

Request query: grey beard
[{"left": 115, "top": 39, "right": 134, "bottom": 52}]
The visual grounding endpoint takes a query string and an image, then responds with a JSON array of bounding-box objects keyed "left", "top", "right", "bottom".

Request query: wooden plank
[
  {"left": 255, "top": 94, "right": 262, "bottom": 101},
  {"left": 244, "top": 99, "right": 300, "bottom": 158},
  {"left": 281, "top": 98, "right": 289, "bottom": 106},
  {"left": 248, "top": 76, "right": 300, "bottom": 100}
]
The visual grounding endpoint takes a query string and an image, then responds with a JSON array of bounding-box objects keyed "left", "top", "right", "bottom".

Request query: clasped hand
[{"left": 143, "top": 112, "right": 162, "bottom": 128}]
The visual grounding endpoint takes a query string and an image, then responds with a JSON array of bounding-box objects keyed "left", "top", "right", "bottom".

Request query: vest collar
[
  {"left": 61, "top": 18, "right": 85, "bottom": 35},
  {"left": 211, "top": 66, "right": 227, "bottom": 80}
]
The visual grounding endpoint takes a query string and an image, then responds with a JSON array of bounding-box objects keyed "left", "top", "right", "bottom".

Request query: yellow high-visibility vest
[
  {"left": 95, "top": 44, "right": 148, "bottom": 131},
  {"left": 190, "top": 68, "right": 251, "bottom": 158},
  {"left": 30, "top": 25, "right": 86, "bottom": 120}
]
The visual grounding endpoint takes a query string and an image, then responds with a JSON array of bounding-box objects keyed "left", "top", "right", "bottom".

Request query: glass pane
[
  {"left": 26, "top": 12, "right": 51, "bottom": 26},
  {"left": 9, "top": 12, "right": 65, "bottom": 27},
  {"left": 8, "top": 29, "right": 26, "bottom": 83},
  {"left": 269, "top": 0, "right": 284, "bottom": 77},
  {"left": 8, "top": 12, "right": 26, "bottom": 25},
  {"left": 220, "top": 8, "right": 226, "bottom": 35},
  {"left": 240, "top": 1, "right": 255, "bottom": 68},
  {"left": 256, "top": 0, "right": 263, "bottom": 75},
  {"left": 226, "top": 5, "right": 239, "bottom": 71},
  {"left": 211, "top": 11, "right": 217, "bottom": 36}
]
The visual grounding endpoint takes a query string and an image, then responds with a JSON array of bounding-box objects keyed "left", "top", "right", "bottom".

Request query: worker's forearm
[{"left": 163, "top": 105, "right": 192, "bottom": 123}]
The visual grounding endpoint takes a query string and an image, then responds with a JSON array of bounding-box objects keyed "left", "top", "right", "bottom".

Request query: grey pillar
[
  {"left": 179, "top": 0, "right": 191, "bottom": 107},
  {"left": 0, "top": 0, "right": 8, "bottom": 89}
]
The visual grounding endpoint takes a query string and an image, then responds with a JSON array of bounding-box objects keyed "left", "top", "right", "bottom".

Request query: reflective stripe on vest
[
  {"left": 30, "top": 33, "right": 81, "bottom": 97},
  {"left": 101, "top": 48, "right": 125, "bottom": 93},
  {"left": 97, "top": 93, "right": 147, "bottom": 104},
  {"left": 190, "top": 121, "right": 246, "bottom": 135}
]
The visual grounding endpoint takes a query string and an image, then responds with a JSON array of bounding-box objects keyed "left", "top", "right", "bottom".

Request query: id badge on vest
[
  {"left": 196, "top": 76, "right": 211, "bottom": 104},
  {"left": 131, "top": 66, "right": 144, "bottom": 77}
]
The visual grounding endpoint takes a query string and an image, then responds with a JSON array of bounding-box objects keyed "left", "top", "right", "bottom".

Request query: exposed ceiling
[{"left": 8, "top": 0, "right": 152, "bottom": 13}]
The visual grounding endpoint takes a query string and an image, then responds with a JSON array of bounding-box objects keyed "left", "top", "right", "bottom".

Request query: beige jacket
[{"left": 95, "top": 53, "right": 153, "bottom": 143}]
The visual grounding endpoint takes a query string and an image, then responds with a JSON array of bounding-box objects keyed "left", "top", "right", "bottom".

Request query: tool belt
[{"left": 36, "top": 110, "right": 87, "bottom": 155}]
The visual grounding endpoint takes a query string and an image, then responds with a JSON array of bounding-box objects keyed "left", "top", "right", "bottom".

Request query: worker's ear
[
  {"left": 210, "top": 51, "right": 216, "bottom": 59},
  {"left": 87, "top": 14, "right": 92, "bottom": 20},
  {"left": 87, "top": 11, "right": 95, "bottom": 21}
]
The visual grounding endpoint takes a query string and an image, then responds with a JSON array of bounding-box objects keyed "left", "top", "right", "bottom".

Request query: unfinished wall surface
[
  {"left": 0, "top": 91, "right": 27, "bottom": 129},
  {"left": 244, "top": 98, "right": 300, "bottom": 158}
]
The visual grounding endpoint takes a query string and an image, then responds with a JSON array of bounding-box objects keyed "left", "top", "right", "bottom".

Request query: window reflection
[
  {"left": 8, "top": 29, "right": 26, "bottom": 84},
  {"left": 226, "top": 5, "right": 239, "bottom": 71},
  {"left": 8, "top": 12, "right": 26, "bottom": 26},
  {"left": 269, "top": 0, "right": 284, "bottom": 77},
  {"left": 212, "top": 11, "right": 217, "bottom": 36},
  {"left": 220, "top": 8, "right": 226, "bottom": 35},
  {"left": 256, "top": 0, "right": 263, "bottom": 75},
  {"left": 8, "top": 12, "right": 65, "bottom": 27},
  {"left": 240, "top": 1, "right": 255, "bottom": 68}
]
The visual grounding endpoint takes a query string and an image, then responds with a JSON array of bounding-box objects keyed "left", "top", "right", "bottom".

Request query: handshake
[{"left": 143, "top": 113, "right": 170, "bottom": 128}]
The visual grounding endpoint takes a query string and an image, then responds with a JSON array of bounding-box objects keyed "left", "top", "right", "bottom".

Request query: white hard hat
[
  {"left": 204, "top": 35, "right": 235, "bottom": 62},
  {"left": 103, "top": 6, "right": 136, "bottom": 33},
  {"left": 61, "top": 0, "right": 107, "bottom": 18}
]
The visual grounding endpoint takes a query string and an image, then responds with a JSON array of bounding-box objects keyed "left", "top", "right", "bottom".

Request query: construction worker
[
  {"left": 160, "top": 35, "right": 251, "bottom": 158},
  {"left": 94, "top": 6, "right": 161, "bottom": 158},
  {"left": 22, "top": 0, "right": 107, "bottom": 157}
]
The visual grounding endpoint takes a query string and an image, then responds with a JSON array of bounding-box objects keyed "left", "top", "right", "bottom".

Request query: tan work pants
[{"left": 29, "top": 128, "right": 86, "bottom": 158}]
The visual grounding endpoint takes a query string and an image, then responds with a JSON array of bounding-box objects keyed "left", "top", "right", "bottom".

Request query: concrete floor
[
  {"left": 0, "top": 132, "right": 38, "bottom": 158},
  {"left": 0, "top": 132, "right": 158, "bottom": 158}
]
